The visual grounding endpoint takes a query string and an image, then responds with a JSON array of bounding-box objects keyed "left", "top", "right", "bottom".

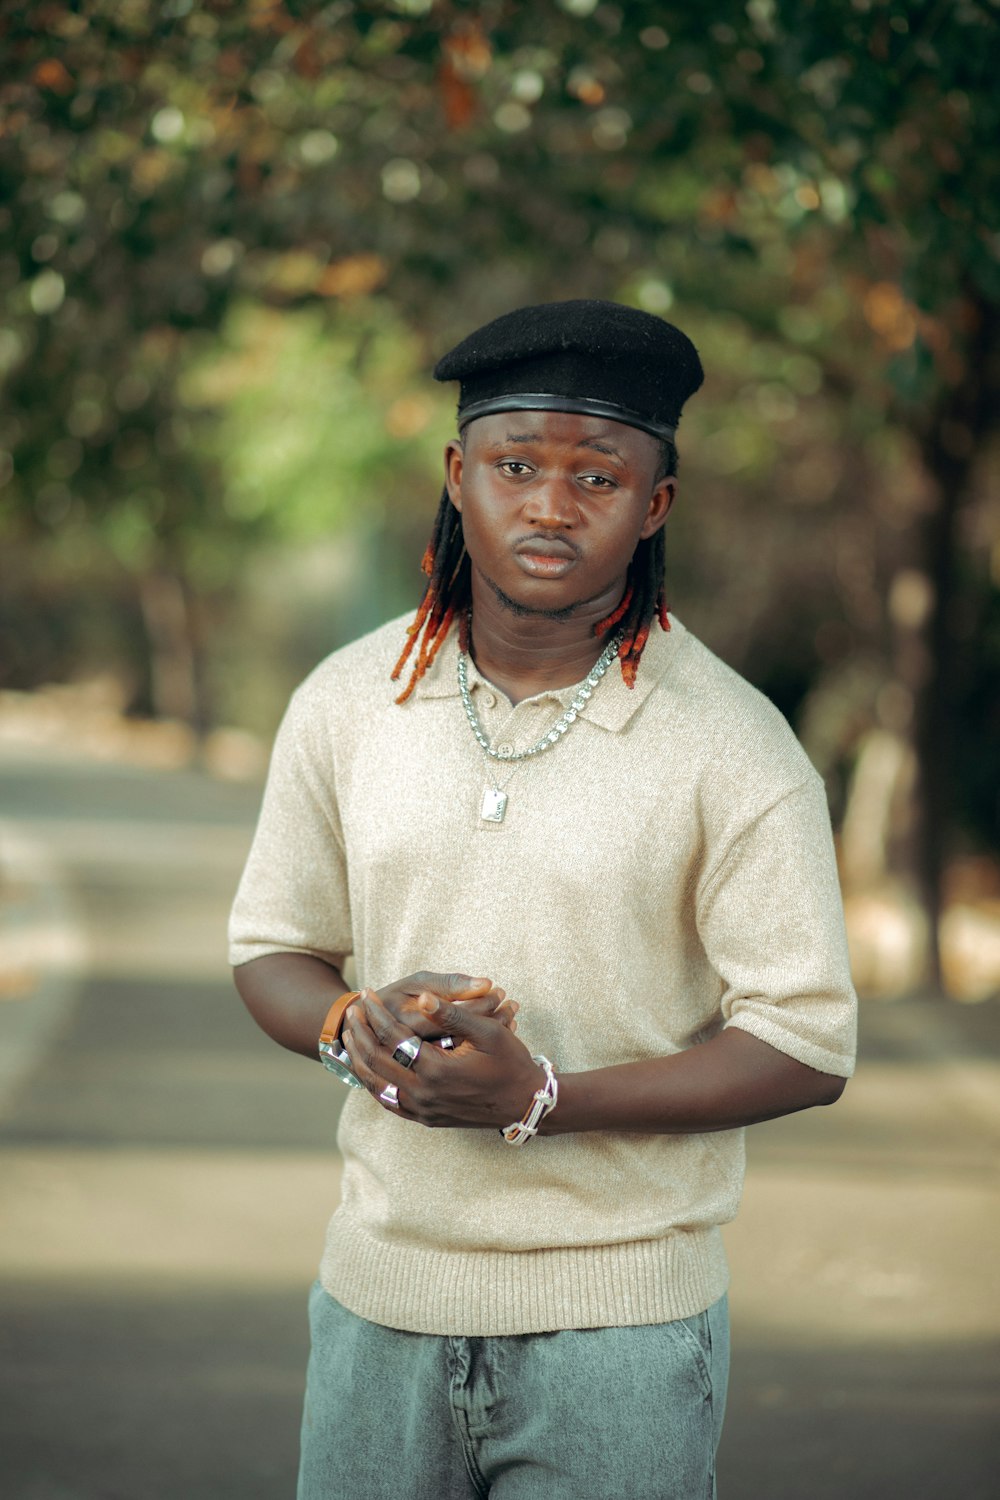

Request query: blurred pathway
[
  {"left": 0, "top": 746, "right": 997, "bottom": 1500},
  {"left": 0, "top": 748, "right": 340, "bottom": 1500}
]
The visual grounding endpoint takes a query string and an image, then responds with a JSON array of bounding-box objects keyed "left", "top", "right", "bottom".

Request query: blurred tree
[{"left": 1, "top": 0, "right": 997, "bottom": 982}]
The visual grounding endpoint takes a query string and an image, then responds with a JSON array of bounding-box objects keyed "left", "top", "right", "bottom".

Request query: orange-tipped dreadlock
[
  {"left": 392, "top": 440, "right": 676, "bottom": 702},
  {"left": 593, "top": 531, "right": 670, "bottom": 688},
  {"left": 391, "top": 489, "right": 471, "bottom": 703}
]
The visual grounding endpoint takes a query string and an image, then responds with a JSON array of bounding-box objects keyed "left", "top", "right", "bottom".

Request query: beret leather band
[{"left": 457, "top": 392, "right": 677, "bottom": 444}]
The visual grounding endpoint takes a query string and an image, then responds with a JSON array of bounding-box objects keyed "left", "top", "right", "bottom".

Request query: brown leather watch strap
[{"left": 318, "top": 990, "right": 362, "bottom": 1049}]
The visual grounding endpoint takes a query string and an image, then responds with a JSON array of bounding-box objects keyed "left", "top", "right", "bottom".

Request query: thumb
[
  {"left": 418, "top": 993, "right": 496, "bottom": 1043},
  {"left": 433, "top": 972, "right": 493, "bottom": 1000}
]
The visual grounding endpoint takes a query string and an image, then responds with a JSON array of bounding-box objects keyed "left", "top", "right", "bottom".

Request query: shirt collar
[{"left": 411, "top": 615, "right": 685, "bottom": 733}]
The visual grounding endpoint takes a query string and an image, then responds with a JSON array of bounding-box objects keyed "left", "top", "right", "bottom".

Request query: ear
[
  {"left": 639, "top": 476, "right": 677, "bottom": 541},
  {"left": 444, "top": 439, "right": 464, "bottom": 511}
]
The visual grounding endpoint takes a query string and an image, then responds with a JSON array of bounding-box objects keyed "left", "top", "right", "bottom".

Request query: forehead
[{"left": 462, "top": 409, "right": 660, "bottom": 465}]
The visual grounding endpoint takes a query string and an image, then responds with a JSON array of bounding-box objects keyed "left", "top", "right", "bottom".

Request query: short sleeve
[
  {"left": 697, "top": 775, "right": 857, "bottom": 1077},
  {"left": 228, "top": 688, "right": 353, "bottom": 969}
]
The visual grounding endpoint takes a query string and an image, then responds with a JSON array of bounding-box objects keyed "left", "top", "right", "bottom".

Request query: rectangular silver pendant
[{"left": 481, "top": 787, "right": 508, "bottom": 822}]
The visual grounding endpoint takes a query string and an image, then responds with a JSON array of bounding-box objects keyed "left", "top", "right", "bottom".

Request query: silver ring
[
  {"left": 391, "top": 1036, "right": 422, "bottom": 1069},
  {"left": 379, "top": 1082, "right": 400, "bottom": 1108},
  {"left": 437, "top": 1036, "right": 456, "bottom": 1051}
]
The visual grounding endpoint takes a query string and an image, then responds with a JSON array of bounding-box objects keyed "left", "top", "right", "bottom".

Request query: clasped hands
[{"left": 341, "top": 971, "right": 545, "bottom": 1131}]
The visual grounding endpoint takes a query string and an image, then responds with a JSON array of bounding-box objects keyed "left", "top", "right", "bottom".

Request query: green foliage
[
  {"left": 182, "top": 301, "right": 451, "bottom": 545},
  {"left": 0, "top": 0, "right": 997, "bottom": 879},
  {"left": 3, "top": 1, "right": 996, "bottom": 425}
]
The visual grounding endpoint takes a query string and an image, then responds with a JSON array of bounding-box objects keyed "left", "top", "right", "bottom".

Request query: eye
[
  {"left": 497, "top": 460, "right": 534, "bottom": 477},
  {"left": 580, "top": 472, "right": 617, "bottom": 489}
]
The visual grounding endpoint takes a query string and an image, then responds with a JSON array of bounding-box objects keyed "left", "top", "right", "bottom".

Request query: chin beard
[{"left": 483, "top": 575, "right": 587, "bottom": 622}]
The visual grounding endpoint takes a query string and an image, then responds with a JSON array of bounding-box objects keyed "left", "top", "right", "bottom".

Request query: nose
[{"left": 522, "top": 477, "right": 580, "bottom": 528}]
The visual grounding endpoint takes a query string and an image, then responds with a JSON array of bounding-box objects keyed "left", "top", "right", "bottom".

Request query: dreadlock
[
  {"left": 390, "top": 487, "right": 471, "bottom": 703},
  {"left": 391, "top": 438, "right": 678, "bottom": 703}
]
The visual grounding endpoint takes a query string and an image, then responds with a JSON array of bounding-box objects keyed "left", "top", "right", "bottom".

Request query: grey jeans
[{"left": 297, "top": 1281, "right": 729, "bottom": 1500}]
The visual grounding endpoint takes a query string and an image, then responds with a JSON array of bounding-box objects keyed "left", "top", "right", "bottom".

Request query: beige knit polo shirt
[{"left": 229, "top": 612, "right": 857, "bottom": 1336}]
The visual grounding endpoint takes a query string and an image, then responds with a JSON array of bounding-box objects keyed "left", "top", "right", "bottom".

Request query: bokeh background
[
  {"left": 3, "top": 0, "right": 999, "bottom": 995},
  {"left": 0, "top": 5, "right": 999, "bottom": 1497}
]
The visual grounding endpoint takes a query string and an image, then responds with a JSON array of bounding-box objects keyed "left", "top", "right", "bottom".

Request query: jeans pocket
[{"left": 664, "top": 1310, "right": 713, "bottom": 1400}]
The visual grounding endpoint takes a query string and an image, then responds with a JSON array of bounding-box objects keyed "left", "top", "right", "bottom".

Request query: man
[{"left": 229, "top": 299, "right": 857, "bottom": 1500}]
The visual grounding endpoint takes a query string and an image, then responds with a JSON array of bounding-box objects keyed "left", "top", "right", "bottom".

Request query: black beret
[{"left": 433, "top": 299, "right": 703, "bottom": 443}]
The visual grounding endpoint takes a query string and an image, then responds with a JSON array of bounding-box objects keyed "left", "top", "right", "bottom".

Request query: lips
[
  {"left": 513, "top": 537, "right": 579, "bottom": 561},
  {"left": 512, "top": 537, "right": 580, "bottom": 579}
]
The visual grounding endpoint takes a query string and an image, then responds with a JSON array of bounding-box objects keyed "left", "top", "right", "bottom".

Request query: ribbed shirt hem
[{"left": 320, "top": 1214, "right": 731, "bottom": 1336}]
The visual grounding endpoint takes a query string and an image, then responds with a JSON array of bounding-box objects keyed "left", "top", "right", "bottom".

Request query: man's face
[{"left": 445, "top": 410, "right": 676, "bottom": 620}]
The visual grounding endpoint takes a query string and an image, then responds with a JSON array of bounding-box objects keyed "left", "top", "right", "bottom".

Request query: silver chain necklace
[{"left": 457, "top": 631, "right": 623, "bottom": 823}]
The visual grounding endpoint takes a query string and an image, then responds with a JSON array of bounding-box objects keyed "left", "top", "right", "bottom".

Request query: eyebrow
[
  {"left": 578, "top": 439, "right": 624, "bottom": 462},
  {"left": 499, "top": 432, "right": 626, "bottom": 464}
]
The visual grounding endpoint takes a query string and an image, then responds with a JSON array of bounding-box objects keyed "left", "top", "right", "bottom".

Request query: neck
[{"left": 466, "top": 575, "right": 623, "bottom": 706}]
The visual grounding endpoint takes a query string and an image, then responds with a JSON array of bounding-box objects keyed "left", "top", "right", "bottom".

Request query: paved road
[{"left": 0, "top": 748, "right": 997, "bottom": 1499}]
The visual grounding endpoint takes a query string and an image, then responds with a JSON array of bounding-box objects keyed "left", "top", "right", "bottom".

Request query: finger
[
  {"left": 389, "top": 974, "right": 493, "bottom": 1033},
  {"left": 341, "top": 1009, "right": 418, "bottom": 1117},
  {"left": 416, "top": 994, "right": 498, "bottom": 1046},
  {"left": 342, "top": 996, "right": 408, "bottom": 1083},
  {"left": 384, "top": 1001, "right": 455, "bottom": 1040},
  {"left": 418, "top": 971, "right": 493, "bottom": 1000},
  {"left": 346, "top": 991, "right": 444, "bottom": 1083},
  {"left": 358, "top": 987, "right": 410, "bottom": 1050},
  {"left": 455, "top": 988, "right": 514, "bottom": 1013},
  {"left": 360, "top": 988, "right": 445, "bottom": 1065},
  {"left": 457, "top": 991, "right": 519, "bottom": 1031},
  {"left": 340, "top": 1004, "right": 383, "bottom": 1084}
]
